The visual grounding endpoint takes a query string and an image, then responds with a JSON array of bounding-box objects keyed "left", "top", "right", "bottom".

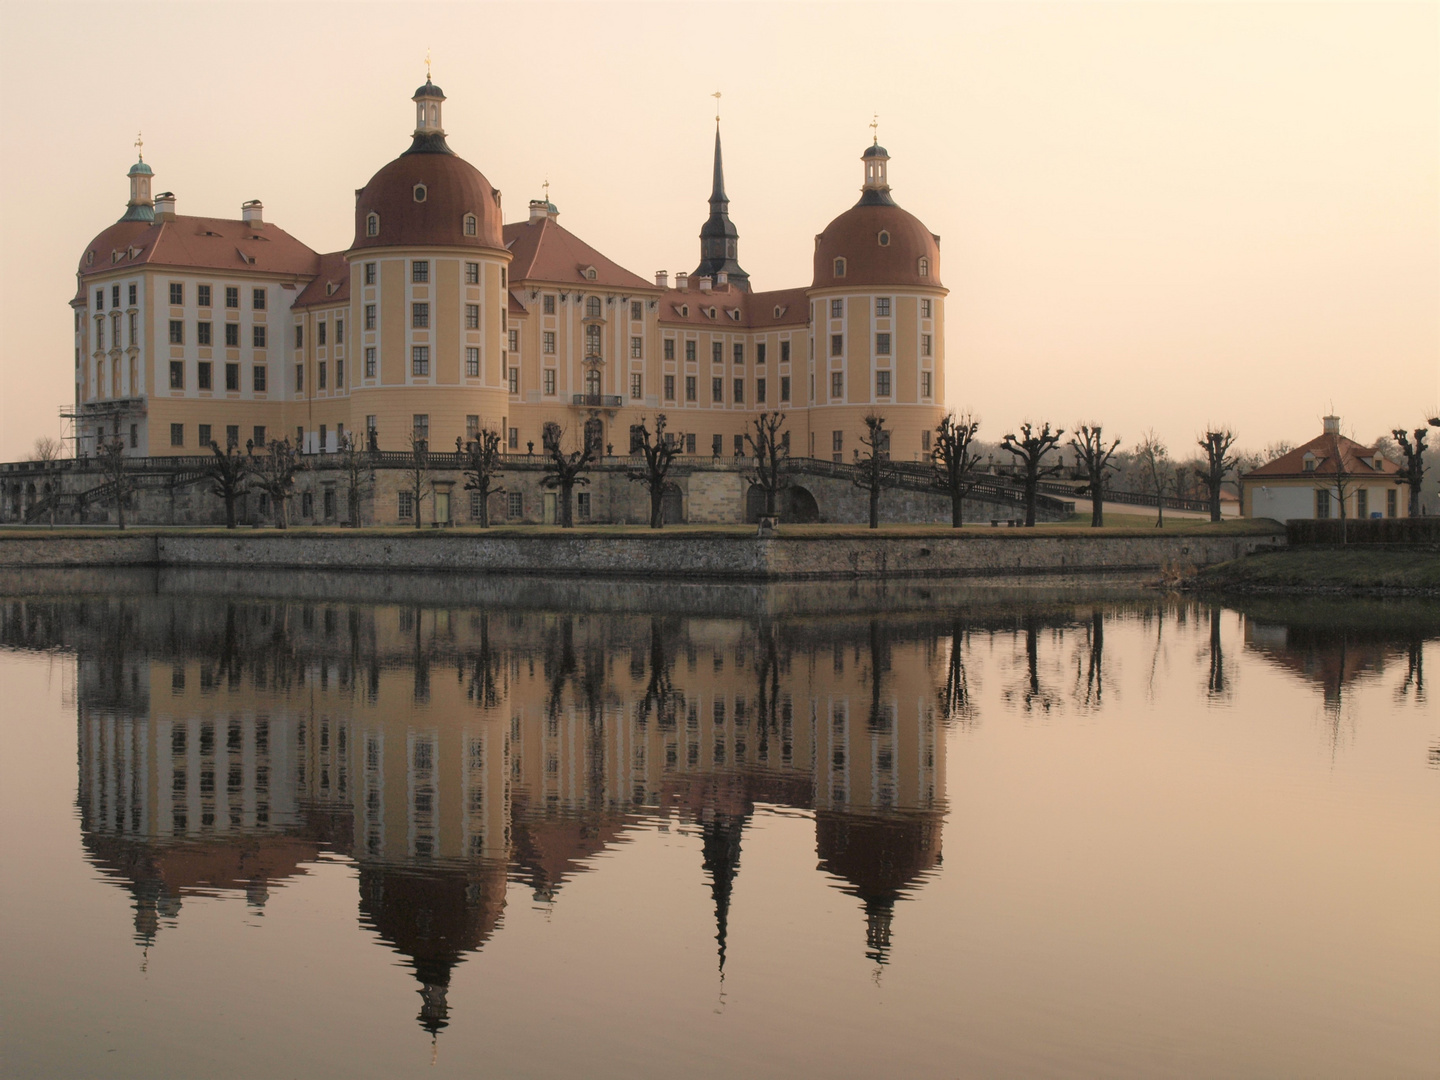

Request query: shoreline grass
[{"left": 1198, "top": 548, "right": 1440, "bottom": 594}]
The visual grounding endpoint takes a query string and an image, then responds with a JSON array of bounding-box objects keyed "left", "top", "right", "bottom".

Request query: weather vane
[
  {"left": 712, "top": 90, "right": 722, "bottom": 123},
  {"left": 870, "top": 113, "right": 879, "bottom": 144},
  {"left": 135, "top": 131, "right": 144, "bottom": 162},
  {"left": 425, "top": 47, "right": 432, "bottom": 79},
  {"left": 542, "top": 178, "right": 550, "bottom": 203}
]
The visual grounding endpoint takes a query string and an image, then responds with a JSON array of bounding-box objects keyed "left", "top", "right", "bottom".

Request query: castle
[{"left": 73, "top": 76, "right": 948, "bottom": 475}]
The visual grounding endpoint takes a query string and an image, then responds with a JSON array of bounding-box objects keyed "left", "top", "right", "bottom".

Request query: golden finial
[
  {"left": 542, "top": 178, "right": 550, "bottom": 204},
  {"left": 870, "top": 113, "right": 879, "bottom": 144},
  {"left": 712, "top": 90, "right": 722, "bottom": 124},
  {"left": 425, "top": 47, "right": 432, "bottom": 80},
  {"left": 135, "top": 131, "right": 144, "bottom": 162}
]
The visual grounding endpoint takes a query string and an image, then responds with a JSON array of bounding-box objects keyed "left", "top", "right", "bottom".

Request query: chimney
[
  {"left": 1322, "top": 415, "right": 1341, "bottom": 435},
  {"left": 716, "top": 271, "right": 728, "bottom": 287},
  {"left": 655, "top": 271, "right": 668, "bottom": 288},
  {"left": 241, "top": 200, "right": 264, "bottom": 227},
  {"left": 528, "top": 199, "right": 558, "bottom": 223},
  {"left": 154, "top": 192, "right": 177, "bottom": 222},
  {"left": 676, "top": 272, "right": 689, "bottom": 290},
  {"left": 699, "top": 276, "right": 713, "bottom": 293}
]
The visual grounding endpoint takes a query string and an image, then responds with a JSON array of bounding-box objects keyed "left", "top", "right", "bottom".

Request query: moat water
[{"left": 0, "top": 573, "right": 1435, "bottom": 1079}]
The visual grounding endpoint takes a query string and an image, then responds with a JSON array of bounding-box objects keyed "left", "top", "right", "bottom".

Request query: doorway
[{"left": 543, "top": 492, "right": 557, "bottom": 524}]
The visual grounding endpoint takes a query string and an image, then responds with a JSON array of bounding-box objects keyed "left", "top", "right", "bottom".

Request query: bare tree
[
  {"left": 626, "top": 414, "right": 682, "bottom": 528},
  {"left": 1326, "top": 428, "right": 1354, "bottom": 543},
  {"left": 31, "top": 435, "right": 63, "bottom": 527},
  {"left": 95, "top": 437, "right": 133, "bottom": 529},
  {"left": 542, "top": 422, "right": 595, "bottom": 528},
  {"left": 1069, "top": 424, "right": 1122, "bottom": 527},
  {"left": 745, "top": 411, "right": 791, "bottom": 520},
  {"left": 252, "top": 438, "right": 303, "bottom": 529},
  {"left": 462, "top": 427, "right": 507, "bottom": 528},
  {"left": 205, "top": 441, "right": 251, "bottom": 529},
  {"left": 1001, "top": 422, "right": 1065, "bottom": 527},
  {"left": 1392, "top": 427, "right": 1428, "bottom": 518},
  {"left": 852, "top": 413, "right": 891, "bottom": 529},
  {"left": 1135, "top": 430, "right": 1171, "bottom": 527},
  {"left": 404, "top": 431, "right": 433, "bottom": 529},
  {"left": 337, "top": 433, "right": 373, "bottom": 527},
  {"left": 1196, "top": 428, "right": 1238, "bottom": 523},
  {"left": 931, "top": 412, "right": 982, "bottom": 528}
]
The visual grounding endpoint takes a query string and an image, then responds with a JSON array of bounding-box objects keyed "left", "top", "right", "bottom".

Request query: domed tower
[
  {"left": 807, "top": 138, "right": 947, "bottom": 464},
  {"left": 346, "top": 75, "right": 512, "bottom": 463}
]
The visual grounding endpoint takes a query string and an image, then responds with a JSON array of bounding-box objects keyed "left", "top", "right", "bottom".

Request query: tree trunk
[
  {"left": 1023, "top": 471, "right": 1038, "bottom": 527},
  {"left": 1209, "top": 486, "right": 1221, "bottom": 523},
  {"left": 650, "top": 486, "right": 664, "bottom": 528},
  {"left": 478, "top": 489, "right": 489, "bottom": 528},
  {"left": 869, "top": 484, "right": 879, "bottom": 529},
  {"left": 116, "top": 490, "right": 126, "bottom": 530},
  {"left": 561, "top": 481, "right": 574, "bottom": 528},
  {"left": 1090, "top": 478, "right": 1103, "bottom": 528},
  {"left": 225, "top": 493, "right": 237, "bottom": 529},
  {"left": 951, "top": 493, "right": 963, "bottom": 528},
  {"left": 276, "top": 495, "right": 288, "bottom": 530}
]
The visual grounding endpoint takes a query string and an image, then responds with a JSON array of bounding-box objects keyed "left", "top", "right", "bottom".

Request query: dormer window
[
  {"left": 878, "top": 231, "right": 890, "bottom": 247},
  {"left": 1373, "top": 455, "right": 1383, "bottom": 470},
  {"left": 463, "top": 214, "right": 477, "bottom": 236},
  {"left": 1303, "top": 453, "right": 1316, "bottom": 472},
  {"left": 586, "top": 268, "right": 597, "bottom": 281},
  {"left": 833, "top": 257, "right": 846, "bottom": 278},
  {"left": 86, "top": 251, "right": 94, "bottom": 266},
  {"left": 680, "top": 305, "right": 689, "bottom": 317},
  {"left": 413, "top": 184, "right": 427, "bottom": 203},
  {"left": 773, "top": 306, "right": 785, "bottom": 318},
  {"left": 918, "top": 256, "right": 929, "bottom": 277},
  {"left": 366, "top": 213, "right": 379, "bottom": 237}
]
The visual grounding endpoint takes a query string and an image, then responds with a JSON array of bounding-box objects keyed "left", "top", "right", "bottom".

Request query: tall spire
[{"left": 693, "top": 101, "right": 749, "bottom": 291}]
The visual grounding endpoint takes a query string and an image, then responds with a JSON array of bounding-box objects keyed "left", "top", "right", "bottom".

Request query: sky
[{"left": 0, "top": 1, "right": 1435, "bottom": 462}]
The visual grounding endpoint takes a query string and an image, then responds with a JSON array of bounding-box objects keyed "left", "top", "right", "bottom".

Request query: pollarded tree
[
  {"left": 1000, "top": 422, "right": 1065, "bottom": 527},
  {"left": 205, "top": 440, "right": 252, "bottom": 529},
  {"left": 626, "top": 414, "right": 683, "bottom": 528},
  {"left": 852, "top": 413, "right": 891, "bottom": 529},
  {"left": 745, "top": 411, "right": 791, "bottom": 520},
  {"left": 96, "top": 437, "right": 134, "bottom": 529},
  {"left": 463, "top": 427, "right": 507, "bottom": 528},
  {"left": 337, "top": 433, "right": 374, "bottom": 527},
  {"left": 1196, "top": 428, "right": 1238, "bottom": 523},
  {"left": 931, "top": 412, "right": 983, "bottom": 528},
  {"left": 252, "top": 438, "right": 303, "bottom": 529},
  {"left": 1393, "top": 426, "right": 1429, "bottom": 518},
  {"left": 1069, "top": 424, "right": 1122, "bottom": 528},
  {"left": 542, "top": 422, "right": 595, "bottom": 528}
]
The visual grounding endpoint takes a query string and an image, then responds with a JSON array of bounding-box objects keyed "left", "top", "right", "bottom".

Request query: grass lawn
[{"left": 1199, "top": 548, "right": 1440, "bottom": 591}]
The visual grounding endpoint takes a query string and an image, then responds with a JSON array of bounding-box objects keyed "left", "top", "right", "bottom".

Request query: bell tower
[
  {"left": 692, "top": 94, "right": 750, "bottom": 291},
  {"left": 121, "top": 134, "right": 155, "bottom": 222}
]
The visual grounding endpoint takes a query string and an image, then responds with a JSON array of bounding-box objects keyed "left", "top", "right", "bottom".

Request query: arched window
[
  {"left": 834, "top": 257, "right": 846, "bottom": 277},
  {"left": 366, "top": 213, "right": 379, "bottom": 237},
  {"left": 586, "top": 296, "right": 601, "bottom": 318},
  {"left": 585, "top": 324, "right": 602, "bottom": 356},
  {"left": 878, "top": 231, "right": 890, "bottom": 247},
  {"left": 428, "top": 103, "right": 438, "bottom": 126},
  {"left": 413, "top": 184, "right": 427, "bottom": 203},
  {"left": 463, "top": 214, "right": 477, "bottom": 236},
  {"left": 918, "top": 256, "right": 929, "bottom": 277}
]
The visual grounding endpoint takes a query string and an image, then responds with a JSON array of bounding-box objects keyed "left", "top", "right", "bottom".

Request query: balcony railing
[{"left": 571, "top": 393, "right": 622, "bottom": 408}]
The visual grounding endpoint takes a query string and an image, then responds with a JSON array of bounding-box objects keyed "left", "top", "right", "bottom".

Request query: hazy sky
[{"left": 1, "top": 1, "right": 1435, "bottom": 462}]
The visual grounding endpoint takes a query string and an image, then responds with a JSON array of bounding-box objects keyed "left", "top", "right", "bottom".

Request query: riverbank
[
  {"left": 1197, "top": 548, "right": 1440, "bottom": 597},
  {"left": 0, "top": 521, "right": 1283, "bottom": 581}
]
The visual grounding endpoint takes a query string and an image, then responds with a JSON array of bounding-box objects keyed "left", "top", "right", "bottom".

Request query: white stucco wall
[{"left": 1252, "top": 485, "right": 1319, "bottom": 521}]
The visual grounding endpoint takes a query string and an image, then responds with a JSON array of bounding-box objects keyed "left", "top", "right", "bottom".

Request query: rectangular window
[
  {"left": 294, "top": 326, "right": 303, "bottom": 348},
  {"left": 712, "top": 342, "right": 723, "bottom": 364},
  {"left": 543, "top": 331, "right": 556, "bottom": 354},
  {"left": 543, "top": 369, "right": 557, "bottom": 395},
  {"left": 465, "top": 347, "right": 480, "bottom": 377},
  {"left": 631, "top": 300, "right": 643, "bottom": 321},
  {"left": 465, "top": 262, "right": 479, "bottom": 284},
  {"left": 398, "top": 491, "right": 414, "bottom": 519},
  {"left": 631, "top": 373, "right": 643, "bottom": 399},
  {"left": 318, "top": 322, "right": 327, "bottom": 346},
  {"left": 170, "top": 283, "right": 184, "bottom": 305},
  {"left": 295, "top": 364, "right": 304, "bottom": 391},
  {"left": 1387, "top": 489, "right": 1397, "bottom": 517},
  {"left": 685, "top": 375, "right": 697, "bottom": 401},
  {"left": 831, "top": 372, "right": 844, "bottom": 398},
  {"left": 253, "top": 326, "right": 267, "bottom": 348},
  {"left": 252, "top": 288, "right": 266, "bottom": 310},
  {"left": 756, "top": 343, "right": 766, "bottom": 365},
  {"left": 224, "top": 323, "right": 239, "bottom": 347},
  {"left": 1357, "top": 489, "right": 1369, "bottom": 518},
  {"left": 128, "top": 284, "right": 137, "bottom": 306},
  {"left": 664, "top": 374, "right": 675, "bottom": 400},
  {"left": 412, "top": 303, "right": 429, "bottom": 329},
  {"left": 876, "top": 370, "right": 891, "bottom": 397},
  {"left": 364, "top": 347, "right": 377, "bottom": 378},
  {"left": 169, "top": 320, "right": 184, "bottom": 344},
  {"left": 253, "top": 365, "right": 267, "bottom": 392},
  {"left": 198, "top": 284, "right": 212, "bottom": 308},
  {"left": 412, "top": 261, "right": 429, "bottom": 284},
  {"left": 169, "top": 361, "right": 185, "bottom": 389},
  {"left": 411, "top": 347, "right": 430, "bottom": 376},
  {"left": 129, "top": 311, "right": 137, "bottom": 344},
  {"left": 509, "top": 329, "right": 519, "bottom": 352},
  {"left": 921, "top": 371, "right": 932, "bottom": 398},
  {"left": 508, "top": 427, "right": 518, "bottom": 450},
  {"left": 318, "top": 362, "right": 327, "bottom": 390},
  {"left": 780, "top": 376, "right": 790, "bottom": 402},
  {"left": 876, "top": 297, "right": 891, "bottom": 317},
  {"left": 712, "top": 377, "right": 724, "bottom": 403},
  {"left": 685, "top": 433, "right": 696, "bottom": 454},
  {"left": 226, "top": 362, "right": 240, "bottom": 391},
  {"left": 731, "top": 434, "right": 743, "bottom": 457},
  {"left": 336, "top": 359, "right": 344, "bottom": 387},
  {"left": 922, "top": 299, "right": 932, "bottom": 318},
  {"left": 830, "top": 334, "right": 843, "bottom": 356},
  {"left": 780, "top": 340, "right": 791, "bottom": 364},
  {"left": 412, "top": 414, "right": 430, "bottom": 445},
  {"left": 111, "top": 284, "right": 120, "bottom": 308},
  {"left": 198, "top": 362, "right": 213, "bottom": 391},
  {"left": 197, "top": 424, "right": 212, "bottom": 448},
  {"left": 712, "top": 434, "right": 723, "bottom": 457},
  {"left": 224, "top": 424, "right": 239, "bottom": 448},
  {"left": 833, "top": 430, "right": 843, "bottom": 453},
  {"left": 336, "top": 319, "right": 344, "bottom": 343},
  {"left": 733, "top": 343, "right": 744, "bottom": 364},
  {"left": 631, "top": 336, "right": 643, "bottom": 359},
  {"left": 508, "top": 492, "right": 523, "bottom": 517},
  {"left": 733, "top": 378, "right": 744, "bottom": 403},
  {"left": 830, "top": 299, "right": 843, "bottom": 319},
  {"left": 756, "top": 378, "right": 767, "bottom": 404},
  {"left": 197, "top": 321, "right": 212, "bottom": 346},
  {"left": 365, "top": 262, "right": 376, "bottom": 285},
  {"left": 464, "top": 415, "right": 480, "bottom": 441},
  {"left": 922, "top": 334, "right": 932, "bottom": 357},
  {"left": 253, "top": 425, "right": 266, "bottom": 448},
  {"left": 225, "top": 286, "right": 239, "bottom": 309},
  {"left": 465, "top": 304, "right": 480, "bottom": 329},
  {"left": 577, "top": 493, "right": 591, "bottom": 520},
  {"left": 364, "top": 304, "right": 376, "bottom": 330},
  {"left": 170, "top": 423, "right": 184, "bottom": 447},
  {"left": 543, "top": 294, "right": 556, "bottom": 315},
  {"left": 95, "top": 288, "right": 104, "bottom": 311},
  {"left": 507, "top": 365, "right": 519, "bottom": 393},
  {"left": 876, "top": 332, "right": 891, "bottom": 355},
  {"left": 663, "top": 338, "right": 675, "bottom": 361},
  {"left": 1315, "top": 489, "right": 1331, "bottom": 519},
  {"left": 685, "top": 340, "right": 697, "bottom": 362}
]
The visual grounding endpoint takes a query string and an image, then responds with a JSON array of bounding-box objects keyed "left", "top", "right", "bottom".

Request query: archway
[{"left": 745, "top": 484, "right": 820, "bottom": 524}]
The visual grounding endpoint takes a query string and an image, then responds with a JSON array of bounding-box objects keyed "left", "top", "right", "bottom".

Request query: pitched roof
[
  {"left": 78, "top": 215, "right": 320, "bottom": 285},
  {"left": 1245, "top": 430, "right": 1401, "bottom": 479},
  {"left": 657, "top": 281, "right": 810, "bottom": 330},
  {"left": 292, "top": 251, "right": 350, "bottom": 309},
  {"left": 502, "top": 216, "right": 655, "bottom": 292}
]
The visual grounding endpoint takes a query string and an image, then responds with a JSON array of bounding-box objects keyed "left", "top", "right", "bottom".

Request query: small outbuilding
[{"left": 1243, "top": 416, "right": 1405, "bottom": 520}]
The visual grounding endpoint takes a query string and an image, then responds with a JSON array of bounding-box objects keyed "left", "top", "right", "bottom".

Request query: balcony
[{"left": 571, "top": 393, "right": 622, "bottom": 408}]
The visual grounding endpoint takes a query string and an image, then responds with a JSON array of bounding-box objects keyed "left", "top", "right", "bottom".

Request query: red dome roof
[
  {"left": 812, "top": 201, "right": 941, "bottom": 289},
  {"left": 352, "top": 149, "right": 504, "bottom": 252}
]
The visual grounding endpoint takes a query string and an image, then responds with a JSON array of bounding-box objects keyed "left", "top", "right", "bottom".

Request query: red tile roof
[
  {"left": 502, "top": 216, "right": 655, "bottom": 292},
  {"left": 292, "top": 251, "right": 350, "bottom": 309},
  {"left": 657, "top": 282, "right": 810, "bottom": 329},
  {"left": 1245, "top": 430, "right": 1401, "bottom": 479},
  {"left": 77, "top": 216, "right": 320, "bottom": 285}
]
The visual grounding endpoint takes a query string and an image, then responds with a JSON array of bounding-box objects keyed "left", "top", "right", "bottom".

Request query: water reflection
[{"left": 1, "top": 577, "right": 1434, "bottom": 1046}]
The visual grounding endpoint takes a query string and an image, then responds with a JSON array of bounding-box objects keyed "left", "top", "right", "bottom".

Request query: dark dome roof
[
  {"left": 862, "top": 143, "right": 889, "bottom": 159},
  {"left": 352, "top": 149, "right": 504, "bottom": 251},
  {"left": 813, "top": 200, "right": 941, "bottom": 288},
  {"left": 414, "top": 79, "right": 445, "bottom": 99}
]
